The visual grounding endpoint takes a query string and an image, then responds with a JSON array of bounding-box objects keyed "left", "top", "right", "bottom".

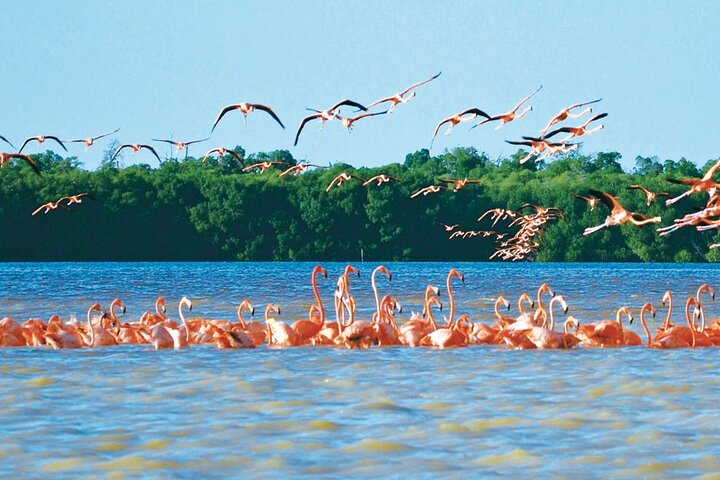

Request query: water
[{"left": 1, "top": 262, "right": 720, "bottom": 478}]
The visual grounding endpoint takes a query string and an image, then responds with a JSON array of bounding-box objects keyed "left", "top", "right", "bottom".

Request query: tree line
[{"left": 1, "top": 146, "right": 718, "bottom": 262}]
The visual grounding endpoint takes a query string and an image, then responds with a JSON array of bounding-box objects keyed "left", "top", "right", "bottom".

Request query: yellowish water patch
[
  {"left": 14, "top": 367, "right": 41, "bottom": 375},
  {"left": 572, "top": 455, "right": 608, "bottom": 464},
  {"left": 40, "top": 458, "right": 84, "bottom": 472},
  {"left": 24, "top": 377, "right": 53, "bottom": 387},
  {"left": 256, "top": 456, "right": 285, "bottom": 469},
  {"left": 94, "top": 442, "right": 128, "bottom": 452},
  {"left": 610, "top": 421, "right": 629, "bottom": 430},
  {"left": 170, "top": 429, "right": 193, "bottom": 438},
  {"left": 627, "top": 430, "right": 664, "bottom": 445},
  {"left": 419, "top": 401, "right": 454, "bottom": 411},
  {"left": 251, "top": 440, "right": 297, "bottom": 452},
  {"left": 247, "top": 420, "right": 298, "bottom": 431},
  {"left": 0, "top": 365, "right": 10, "bottom": 373},
  {"left": 107, "top": 472, "right": 127, "bottom": 480},
  {"left": 343, "top": 439, "right": 409, "bottom": 454},
  {"left": 698, "top": 474, "right": 720, "bottom": 480},
  {"left": 141, "top": 439, "right": 170, "bottom": 451},
  {"left": 587, "top": 384, "right": 611, "bottom": 397},
  {"left": 439, "top": 423, "right": 470, "bottom": 434},
  {"left": 315, "top": 378, "right": 355, "bottom": 388},
  {"left": 466, "top": 417, "right": 522, "bottom": 431},
  {"left": 541, "top": 417, "right": 583, "bottom": 429},
  {"left": 475, "top": 449, "right": 542, "bottom": 467},
  {"left": 306, "top": 419, "right": 340, "bottom": 431},
  {"left": 614, "top": 460, "right": 691, "bottom": 476},
  {"left": 619, "top": 380, "right": 691, "bottom": 396},
  {"left": 97, "top": 455, "right": 181, "bottom": 471}
]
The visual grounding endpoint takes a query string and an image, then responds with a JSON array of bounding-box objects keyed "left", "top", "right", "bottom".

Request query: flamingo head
[
  {"left": 374, "top": 265, "right": 392, "bottom": 282},
  {"left": 179, "top": 296, "right": 192, "bottom": 312},
  {"left": 662, "top": 291, "right": 672, "bottom": 306},
  {"left": 496, "top": 295, "right": 510, "bottom": 311}
]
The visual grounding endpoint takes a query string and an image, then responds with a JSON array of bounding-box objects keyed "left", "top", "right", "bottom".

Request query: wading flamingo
[
  {"left": 265, "top": 304, "right": 299, "bottom": 347},
  {"left": 291, "top": 266, "right": 329, "bottom": 344}
]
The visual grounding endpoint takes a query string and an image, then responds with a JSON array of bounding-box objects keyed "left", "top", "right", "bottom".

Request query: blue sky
[{"left": 3, "top": 1, "right": 719, "bottom": 170}]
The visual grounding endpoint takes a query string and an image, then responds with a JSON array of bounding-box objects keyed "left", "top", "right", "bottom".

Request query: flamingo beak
[
  {"left": 251, "top": 307, "right": 255, "bottom": 317},
  {"left": 121, "top": 306, "right": 127, "bottom": 315}
]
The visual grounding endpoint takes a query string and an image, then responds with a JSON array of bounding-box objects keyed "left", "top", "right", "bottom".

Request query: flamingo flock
[{"left": 2, "top": 265, "right": 718, "bottom": 350}]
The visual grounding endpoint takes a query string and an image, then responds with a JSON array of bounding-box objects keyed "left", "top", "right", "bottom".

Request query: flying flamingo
[
  {"left": 472, "top": 85, "right": 543, "bottom": 130},
  {"left": 410, "top": 185, "right": 447, "bottom": 198},
  {"left": 539, "top": 98, "right": 603, "bottom": 136},
  {"left": 66, "top": 128, "right": 121, "bottom": 150},
  {"left": 279, "top": 162, "right": 326, "bottom": 177},
  {"left": 573, "top": 193, "right": 600, "bottom": 211},
  {"left": 294, "top": 99, "right": 368, "bottom": 145},
  {"left": 32, "top": 199, "right": 71, "bottom": 216},
  {"left": 431, "top": 108, "right": 491, "bottom": 147},
  {"left": 362, "top": 174, "right": 400, "bottom": 187},
  {"left": 367, "top": 71, "right": 441, "bottom": 113},
  {"left": 201, "top": 147, "right": 245, "bottom": 165},
  {"left": 582, "top": 190, "right": 662, "bottom": 236},
  {"left": 0, "top": 152, "right": 42, "bottom": 176},
  {"left": 325, "top": 172, "right": 365, "bottom": 192},
  {"left": 242, "top": 161, "right": 289, "bottom": 173},
  {"left": 111, "top": 144, "right": 162, "bottom": 164},
  {"left": 0, "top": 135, "right": 16, "bottom": 150},
  {"left": 152, "top": 137, "right": 210, "bottom": 159},
  {"left": 211, "top": 102, "right": 285, "bottom": 132},
  {"left": 438, "top": 178, "right": 482, "bottom": 192},
  {"left": 438, "top": 223, "right": 459, "bottom": 232},
  {"left": 291, "top": 265, "right": 329, "bottom": 344},
  {"left": 626, "top": 184, "right": 670, "bottom": 206},
  {"left": 18, "top": 135, "right": 67, "bottom": 153},
  {"left": 665, "top": 158, "right": 720, "bottom": 205},
  {"left": 542, "top": 113, "right": 608, "bottom": 142},
  {"left": 336, "top": 111, "right": 389, "bottom": 132}
]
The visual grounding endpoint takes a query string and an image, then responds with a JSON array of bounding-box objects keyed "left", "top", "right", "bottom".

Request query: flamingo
[
  {"left": 211, "top": 102, "right": 285, "bottom": 132},
  {"left": 525, "top": 296, "right": 579, "bottom": 349},
  {"left": 111, "top": 144, "right": 162, "bottom": 164},
  {"left": 472, "top": 85, "right": 542, "bottom": 130},
  {"left": 539, "top": 98, "right": 603, "bottom": 136},
  {"left": 264, "top": 304, "right": 298, "bottom": 347},
  {"left": 0, "top": 318, "right": 26, "bottom": 347},
  {"left": 399, "top": 285, "right": 441, "bottom": 347},
  {"left": 437, "top": 178, "right": 482, "bottom": 192},
  {"left": 582, "top": 190, "right": 661, "bottom": 236},
  {"left": 32, "top": 199, "right": 71, "bottom": 216},
  {"left": 650, "top": 297, "right": 707, "bottom": 348},
  {"left": 167, "top": 297, "right": 192, "bottom": 349},
  {"left": 419, "top": 314, "right": 471, "bottom": 348},
  {"left": 576, "top": 306, "right": 633, "bottom": 347},
  {"left": 291, "top": 266, "right": 329, "bottom": 344},
  {"left": 438, "top": 223, "right": 459, "bottom": 232},
  {"left": 665, "top": 158, "right": 720, "bottom": 205},
  {"left": 362, "top": 174, "right": 401, "bottom": 187},
  {"left": 573, "top": 193, "right": 600, "bottom": 211},
  {"left": 410, "top": 185, "right": 447, "bottom": 198},
  {"left": 468, "top": 296, "right": 507, "bottom": 345},
  {"left": 0, "top": 152, "right": 41, "bottom": 176},
  {"left": 200, "top": 147, "right": 245, "bottom": 165},
  {"left": 18, "top": 135, "right": 67, "bottom": 153},
  {"left": 242, "top": 161, "right": 289, "bottom": 173},
  {"left": 152, "top": 137, "right": 210, "bottom": 159},
  {"left": 542, "top": 112, "right": 608, "bottom": 142},
  {"left": 336, "top": 111, "right": 388, "bottom": 132},
  {"left": 232, "top": 299, "right": 265, "bottom": 346},
  {"left": 294, "top": 99, "right": 368, "bottom": 145},
  {"left": 431, "top": 108, "right": 491, "bottom": 146},
  {"left": 626, "top": 184, "right": 670, "bottom": 207},
  {"left": 325, "top": 172, "right": 365, "bottom": 192},
  {"left": 367, "top": 72, "right": 441, "bottom": 113},
  {"left": 339, "top": 266, "right": 391, "bottom": 348},
  {"left": 444, "top": 268, "right": 465, "bottom": 327},
  {"left": 66, "top": 128, "right": 120, "bottom": 149},
  {"left": 85, "top": 303, "right": 117, "bottom": 348},
  {"left": 279, "top": 162, "right": 326, "bottom": 177}
]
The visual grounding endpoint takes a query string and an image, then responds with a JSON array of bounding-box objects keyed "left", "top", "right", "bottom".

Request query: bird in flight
[
  {"left": 336, "top": 111, "right": 389, "bottom": 132},
  {"left": 64, "top": 192, "right": 94, "bottom": 206},
  {"left": 32, "top": 200, "right": 71, "bottom": 216},
  {"left": 367, "top": 72, "right": 441, "bottom": 113},
  {"left": 583, "top": 190, "right": 661, "bottom": 236},
  {"left": 294, "top": 99, "right": 368, "bottom": 146},
  {"left": 242, "top": 161, "right": 289, "bottom": 173},
  {"left": 66, "top": 128, "right": 121, "bottom": 150},
  {"left": 438, "top": 177, "right": 482, "bottom": 192},
  {"left": 0, "top": 152, "right": 41, "bottom": 176},
  {"left": 325, "top": 172, "right": 365, "bottom": 192},
  {"left": 573, "top": 193, "right": 600, "bottom": 211},
  {"left": 278, "top": 162, "right": 326, "bottom": 177},
  {"left": 0, "top": 135, "right": 17, "bottom": 150},
  {"left": 472, "top": 85, "right": 543, "bottom": 130},
  {"left": 542, "top": 113, "right": 608, "bottom": 142},
  {"left": 362, "top": 174, "right": 400, "bottom": 187},
  {"left": 431, "top": 108, "right": 491, "bottom": 147},
  {"left": 153, "top": 137, "right": 210, "bottom": 158},
  {"left": 201, "top": 147, "right": 244, "bottom": 165},
  {"left": 19, "top": 135, "right": 67, "bottom": 153},
  {"left": 32, "top": 193, "right": 94, "bottom": 216},
  {"left": 437, "top": 223, "right": 459, "bottom": 232},
  {"left": 626, "top": 184, "right": 670, "bottom": 206},
  {"left": 507, "top": 138, "right": 577, "bottom": 164},
  {"left": 111, "top": 144, "right": 162, "bottom": 164},
  {"left": 539, "top": 99, "right": 602, "bottom": 136},
  {"left": 410, "top": 185, "right": 447, "bottom": 198},
  {"left": 665, "top": 159, "right": 720, "bottom": 205},
  {"left": 211, "top": 102, "right": 285, "bottom": 132}
]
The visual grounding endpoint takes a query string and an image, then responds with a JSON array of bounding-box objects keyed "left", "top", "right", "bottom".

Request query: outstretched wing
[
  {"left": 460, "top": 108, "right": 491, "bottom": 119},
  {"left": 399, "top": 71, "right": 442, "bottom": 96},
  {"left": 0, "top": 135, "right": 17, "bottom": 150},
  {"left": 329, "top": 99, "right": 368, "bottom": 112},
  {"left": 511, "top": 85, "right": 543, "bottom": 112},
  {"left": 45, "top": 136, "right": 68, "bottom": 151},
  {"left": 506, "top": 140, "right": 533, "bottom": 147},
  {"left": 141, "top": 145, "right": 162, "bottom": 163},
  {"left": 294, "top": 114, "right": 321, "bottom": 146},
  {"left": 9, "top": 154, "right": 41, "bottom": 176},
  {"left": 588, "top": 189, "right": 621, "bottom": 211},
  {"left": 211, "top": 104, "right": 240, "bottom": 132},
  {"left": 568, "top": 98, "right": 603, "bottom": 110},
  {"left": 250, "top": 104, "right": 285, "bottom": 129}
]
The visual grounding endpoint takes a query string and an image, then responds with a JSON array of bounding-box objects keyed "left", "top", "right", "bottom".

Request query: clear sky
[{"left": 3, "top": 1, "right": 719, "bottom": 170}]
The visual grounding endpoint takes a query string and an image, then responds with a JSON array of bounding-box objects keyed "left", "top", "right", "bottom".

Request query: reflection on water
[{"left": 1, "top": 262, "right": 720, "bottom": 477}]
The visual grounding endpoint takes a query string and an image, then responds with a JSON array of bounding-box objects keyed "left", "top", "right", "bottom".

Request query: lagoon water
[{"left": 1, "top": 262, "right": 719, "bottom": 478}]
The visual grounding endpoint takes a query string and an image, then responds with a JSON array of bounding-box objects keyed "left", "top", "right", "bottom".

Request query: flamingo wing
[
  {"left": 294, "top": 114, "right": 321, "bottom": 146},
  {"left": 460, "top": 108, "right": 491, "bottom": 119},
  {"left": 588, "top": 189, "right": 622, "bottom": 211},
  {"left": 568, "top": 98, "right": 603, "bottom": 109},
  {"left": 399, "top": 71, "right": 442, "bottom": 95},
  {"left": 329, "top": 99, "right": 368, "bottom": 112},
  {"left": 140, "top": 145, "right": 162, "bottom": 163},
  {"left": 18, "top": 137, "right": 39, "bottom": 153},
  {"left": 211, "top": 104, "right": 240, "bottom": 132},
  {"left": 92, "top": 128, "right": 121, "bottom": 141},
  {"left": 701, "top": 159, "right": 720, "bottom": 182},
  {"left": 9, "top": 153, "right": 41, "bottom": 176},
  {"left": 506, "top": 140, "right": 533, "bottom": 147},
  {"left": 0, "top": 135, "right": 16, "bottom": 150},
  {"left": 511, "top": 85, "right": 543, "bottom": 112},
  {"left": 249, "top": 104, "right": 285, "bottom": 129},
  {"left": 44, "top": 136, "right": 68, "bottom": 151}
]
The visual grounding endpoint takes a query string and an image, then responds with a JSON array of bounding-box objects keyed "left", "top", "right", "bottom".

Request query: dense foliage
[{"left": 1, "top": 147, "right": 719, "bottom": 262}]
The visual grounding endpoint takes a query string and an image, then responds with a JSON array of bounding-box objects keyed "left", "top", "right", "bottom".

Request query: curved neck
[
  {"left": 311, "top": 269, "right": 325, "bottom": 326},
  {"left": 155, "top": 298, "right": 167, "bottom": 320},
  {"left": 663, "top": 294, "right": 673, "bottom": 330},
  {"left": 87, "top": 307, "right": 95, "bottom": 348},
  {"left": 639, "top": 306, "right": 652, "bottom": 347},
  {"left": 615, "top": 308, "right": 628, "bottom": 334},
  {"left": 179, "top": 303, "right": 189, "bottom": 343},
  {"left": 685, "top": 298, "right": 697, "bottom": 348},
  {"left": 447, "top": 273, "right": 459, "bottom": 326},
  {"left": 494, "top": 298, "right": 505, "bottom": 320},
  {"left": 236, "top": 302, "right": 249, "bottom": 329},
  {"left": 109, "top": 300, "right": 120, "bottom": 321},
  {"left": 372, "top": 267, "right": 387, "bottom": 323}
]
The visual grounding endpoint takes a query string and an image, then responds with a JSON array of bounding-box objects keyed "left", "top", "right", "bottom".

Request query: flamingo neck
[
  {"left": 639, "top": 307, "right": 652, "bottom": 347},
  {"left": 179, "top": 303, "right": 189, "bottom": 343},
  {"left": 236, "top": 304, "right": 247, "bottom": 329},
  {"left": 311, "top": 270, "right": 325, "bottom": 326},
  {"left": 663, "top": 295, "right": 673, "bottom": 330},
  {"left": 685, "top": 298, "right": 697, "bottom": 348},
  {"left": 615, "top": 308, "right": 626, "bottom": 335},
  {"left": 447, "top": 276, "right": 455, "bottom": 326}
]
